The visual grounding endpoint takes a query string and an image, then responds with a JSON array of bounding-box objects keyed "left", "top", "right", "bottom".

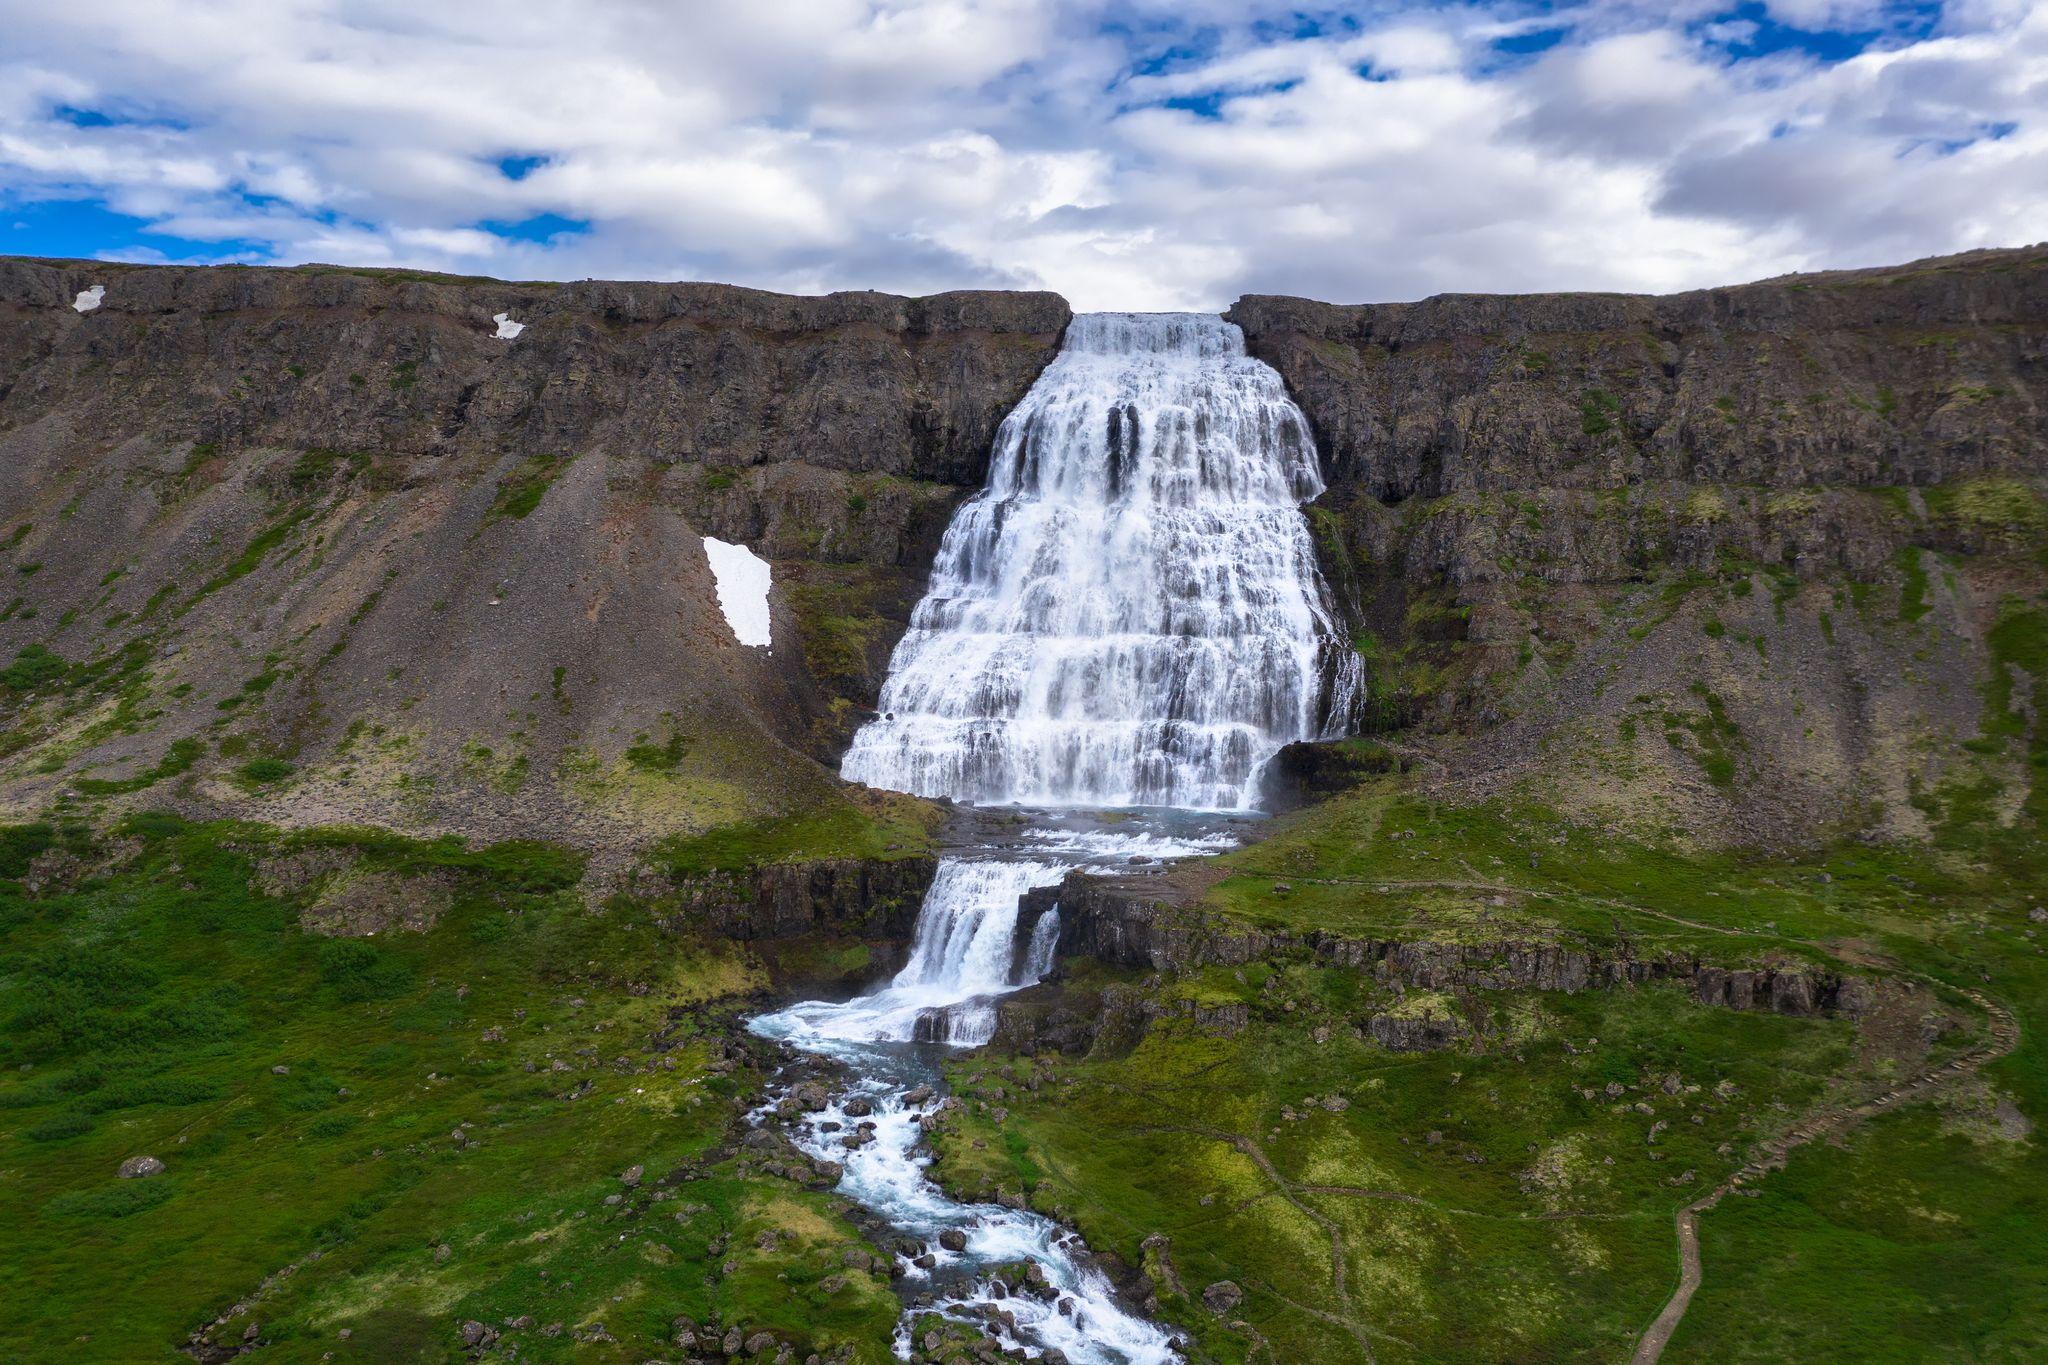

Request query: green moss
[
  {"left": 484, "top": 454, "right": 575, "bottom": 524},
  {"left": 236, "top": 757, "right": 296, "bottom": 785},
  {"left": 2, "top": 645, "right": 69, "bottom": 693},
  {"left": 1925, "top": 478, "right": 2048, "bottom": 543},
  {"left": 652, "top": 792, "right": 940, "bottom": 877},
  {"left": 73, "top": 738, "right": 205, "bottom": 796},
  {"left": 782, "top": 572, "right": 888, "bottom": 696},
  {"left": 1666, "top": 684, "right": 1741, "bottom": 787},
  {"left": 1897, "top": 547, "right": 1933, "bottom": 623},
  {"left": 946, "top": 978, "right": 1866, "bottom": 1363},
  {"left": 0, "top": 815, "right": 907, "bottom": 1361},
  {"left": 176, "top": 504, "right": 316, "bottom": 617},
  {"left": 624, "top": 718, "right": 690, "bottom": 773},
  {"left": 1580, "top": 389, "right": 1622, "bottom": 437}
]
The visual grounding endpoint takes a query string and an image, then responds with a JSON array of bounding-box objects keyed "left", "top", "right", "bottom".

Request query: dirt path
[
  {"left": 1233, "top": 871, "right": 2028, "bottom": 1362},
  {"left": 1162, "top": 1122, "right": 1383, "bottom": 1363},
  {"left": 1630, "top": 987, "right": 2020, "bottom": 1363}
]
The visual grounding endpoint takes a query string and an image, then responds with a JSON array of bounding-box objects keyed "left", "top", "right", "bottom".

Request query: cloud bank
[{"left": 1, "top": 0, "right": 2042, "bottom": 309}]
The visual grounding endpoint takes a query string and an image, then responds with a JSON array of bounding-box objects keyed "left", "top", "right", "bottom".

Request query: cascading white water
[
  {"left": 751, "top": 818, "right": 1224, "bottom": 1365},
  {"left": 750, "top": 315, "right": 1361, "bottom": 1365},
  {"left": 759, "top": 858, "right": 1067, "bottom": 1048},
  {"left": 841, "top": 312, "right": 1359, "bottom": 811}
]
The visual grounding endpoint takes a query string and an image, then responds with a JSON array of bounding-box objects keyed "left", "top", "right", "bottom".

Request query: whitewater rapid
[
  {"left": 752, "top": 815, "right": 1237, "bottom": 1364},
  {"left": 748, "top": 314, "right": 1357, "bottom": 1363}
]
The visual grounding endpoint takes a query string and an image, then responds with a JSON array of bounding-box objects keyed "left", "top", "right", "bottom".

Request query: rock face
[
  {"left": 0, "top": 257, "right": 1068, "bottom": 846},
  {"left": 2, "top": 247, "right": 2040, "bottom": 856},
  {"left": 0, "top": 260, "right": 1069, "bottom": 484},
  {"left": 1030, "top": 876, "right": 1878, "bottom": 1019},
  {"left": 1230, "top": 247, "right": 2048, "bottom": 845},
  {"left": 1230, "top": 248, "right": 2047, "bottom": 501},
  {"left": 666, "top": 855, "right": 937, "bottom": 939}
]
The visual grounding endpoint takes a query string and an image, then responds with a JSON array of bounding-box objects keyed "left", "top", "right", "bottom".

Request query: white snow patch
[
  {"left": 703, "top": 537, "right": 772, "bottom": 647},
  {"left": 492, "top": 311, "right": 525, "bottom": 340},
  {"left": 72, "top": 285, "right": 104, "bottom": 313}
]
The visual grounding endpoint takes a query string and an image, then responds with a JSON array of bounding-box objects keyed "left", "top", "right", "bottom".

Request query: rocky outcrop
[
  {"left": 1230, "top": 247, "right": 2048, "bottom": 501},
  {"left": 0, "top": 258, "right": 1069, "bottom": 484},
  {"left": 989, "top": 981, "right": 1161, "bottom": 1057},
  {"left": 0, "top": 257, "right": 1068, "bottom": 846},
  {"left": 666, "top": 855, "right": 937, "bottom": 940},
  {"left": 1260, "top": 737, "right": 1408, "bottom": 812},
  {"left": 1230, "top": 247, "right": 2048, "bottom": 845},
  {"left": 1031, "top": 875, "right": 1877, "bottom": 1020}
]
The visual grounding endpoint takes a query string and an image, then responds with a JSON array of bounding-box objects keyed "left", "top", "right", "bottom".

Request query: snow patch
[
  {"left": 702, "top": 537, "right": 772, "bottom": 647},
  {"left": 492, "top": 311, "right": 525, "bottom": 340},
  {"left": 72, "top": 285, "right": 104, "bottom": 313}
]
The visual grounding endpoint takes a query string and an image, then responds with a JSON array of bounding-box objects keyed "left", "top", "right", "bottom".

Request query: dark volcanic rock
[
  {"left": 669, "top": 856, "right": 937, "bottom": 939},
  {"left": 1036, "top": 873, "right": 1882, "bottom": 1025},
  {"left": 0, "top": 257, "right": 1069, "bottom": 847},
  {"left": 1227, "top": 246, "right": 2048, "bottom": 846},
  {"left": 1230, "top": 248, "right": 2048, "bottom": 500}
]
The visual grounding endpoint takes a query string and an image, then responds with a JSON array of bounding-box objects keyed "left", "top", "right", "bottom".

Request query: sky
[{"left": 0, "top": 0, "right": 2042, "bottom": 310}]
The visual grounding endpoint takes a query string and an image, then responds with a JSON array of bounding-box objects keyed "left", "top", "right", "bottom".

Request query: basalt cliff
[{"left": 1, "top": 247, "right": 2044, "bottom": 852}]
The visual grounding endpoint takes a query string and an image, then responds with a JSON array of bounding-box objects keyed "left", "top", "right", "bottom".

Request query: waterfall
[
  {"left": 751, "top": 314, "right": 1362, "bottom": 1365},
  {"left": 763, "top": 858, "right": 1069, "bottom": 1048},
  {"left": 841, "top": 312, "right": 1359, "bottom": 811}
]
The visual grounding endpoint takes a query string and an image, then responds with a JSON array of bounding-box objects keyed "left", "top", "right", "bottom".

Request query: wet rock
[{"left": 938, "top": 1229, "right": 969, "bottom": 1252}]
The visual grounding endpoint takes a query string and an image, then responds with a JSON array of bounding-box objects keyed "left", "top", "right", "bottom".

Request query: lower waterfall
[
  {"left": 749, "top": 314, "right": 1356, "bottom": 1363},
  {"left": 751, "top": 817, "right": 1235, "bottom": 1365}
]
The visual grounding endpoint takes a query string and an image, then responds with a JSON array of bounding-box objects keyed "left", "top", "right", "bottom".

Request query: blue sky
[{"left": 1, "top": 0, "right": 2040, "bottom": 309}]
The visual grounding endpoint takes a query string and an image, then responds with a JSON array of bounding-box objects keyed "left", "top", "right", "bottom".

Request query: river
[{"left": 747, "top": 311, "right": 1354, "bottom": 1362}]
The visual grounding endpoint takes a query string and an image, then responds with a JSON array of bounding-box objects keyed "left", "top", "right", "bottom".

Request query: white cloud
[{"left": 0, "top": 0, "right": 2041, "bottom": 310}]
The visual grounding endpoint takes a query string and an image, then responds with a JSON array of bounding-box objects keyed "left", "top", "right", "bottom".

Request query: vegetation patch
[
  {"left": 652, "top": 790, "right": 941, "bottom": 877},
  {"left": 485, "top": 454, "right": 577, "bottom": 524}
]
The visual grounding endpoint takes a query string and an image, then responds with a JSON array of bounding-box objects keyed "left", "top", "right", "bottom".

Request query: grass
[
  {"left": 652, "top": 788, "right": 942, "bottom": 878},
  {"left": 236, "top": 756, "right": 296, "bottom": 785},
  {"left": 1016, "top": 761, "right": 2048, "bottom": 1361},
  {"left": 782, "top": 572, "right": 888, "bottom": 697},
  {"left": 940, "top": 981, "right": 1868, "bottom": 1363},
  {"left": 2, "top": 645, "right": 70, "bottom": 692},
  {"left": 72, "top": 737, "right": 205, "bottom": 796},
  {"left": 0, "top": 813, "right": 905, "bottom": 1362},
  {"left": 484, "top": 454, "right": 576, "bottom": 524},
  {"left": 1669, "top": 1104, "right": 2048, "bottom": 1361},
  {"left": 1897, "top": 547, "right": 1933, "bottom": 623},
  {"left": 1581, "top": 389, "right": 1623, "bottom": 437},
  {"left": 174, "top": 504, "right": 316, "bottom": 618}
]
